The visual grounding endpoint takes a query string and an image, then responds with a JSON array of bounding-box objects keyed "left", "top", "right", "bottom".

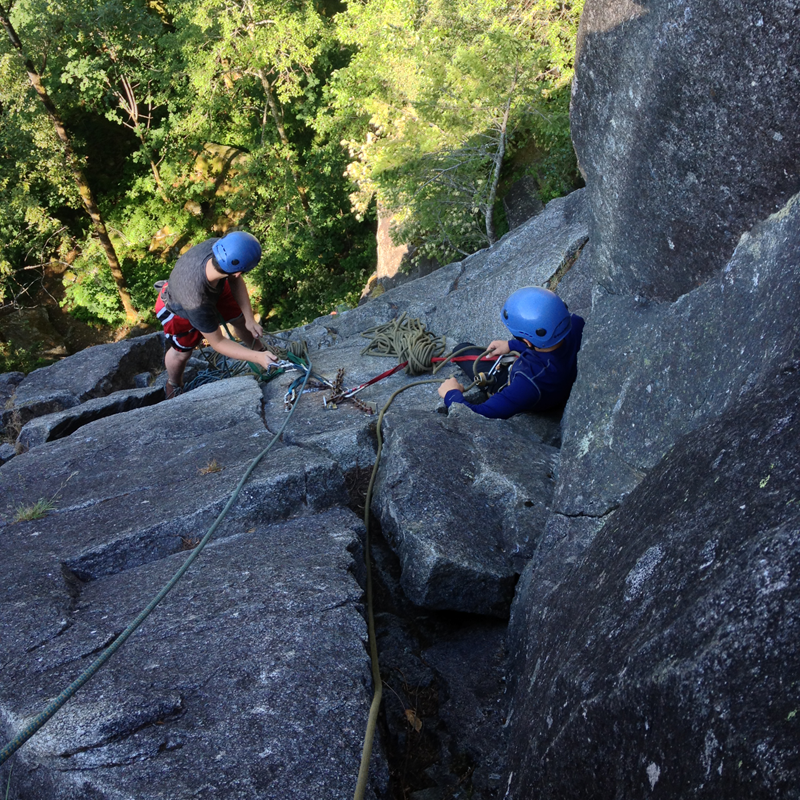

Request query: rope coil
[{"left": 360, "top": 314, "right": 447, "bottom": 375}]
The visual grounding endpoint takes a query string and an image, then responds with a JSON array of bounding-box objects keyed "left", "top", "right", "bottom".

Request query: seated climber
[
  {"left": 437, "top": 287, "right": 584, "bottom": 419},
  {"left": 154, "top": 231, "right": 279, "bottom": 398}
]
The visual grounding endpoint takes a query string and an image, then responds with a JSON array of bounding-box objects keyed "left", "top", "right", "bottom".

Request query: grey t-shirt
[{"left": 164, "top": 238, "right": 227, "bottom": 333}]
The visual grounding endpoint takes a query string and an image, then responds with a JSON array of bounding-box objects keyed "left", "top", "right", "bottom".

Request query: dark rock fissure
[
  {"left": 546, "top": 238, "right": 589, "bottom": 293},
  {"left": 344, "top": 459, "right": 511, "bottom": 799},
  {"left": 56, "top": 696, "right": 186, "bottom": 761}
]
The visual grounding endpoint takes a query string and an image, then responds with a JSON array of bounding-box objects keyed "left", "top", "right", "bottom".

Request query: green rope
[{"left": 0, "top": 350, "right": 312, "bottom": 767}]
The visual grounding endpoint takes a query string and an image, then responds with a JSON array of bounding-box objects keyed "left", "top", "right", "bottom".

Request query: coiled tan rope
[{"left": 360, "top": 313, "right": 448, "bottom": 375}]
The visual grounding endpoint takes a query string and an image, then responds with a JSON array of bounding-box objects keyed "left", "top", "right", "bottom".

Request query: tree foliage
[
  {"left": 330, "top": 0, "right": 584, "bottom": 264},
  {"left": 0, "top": 0, "right": 582, "bottom": 329}
]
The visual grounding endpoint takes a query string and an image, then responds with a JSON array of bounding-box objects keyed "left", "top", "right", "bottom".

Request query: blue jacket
[{"left": 444, "top": 314, "right": 585, "bottom": 419}]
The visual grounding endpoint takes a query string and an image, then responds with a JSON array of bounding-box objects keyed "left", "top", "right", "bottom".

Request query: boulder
[
  {"left": 16, "top": 385, "right": 165, "bottom": 451},
  {"left": 372, "top": 404, "right": 559, "bottom": 617},
  {"left": 0, "top": 370, "right": 24, "bottom": 397},
  {"left": 571, "top": 0, "right": 800, "bottom": 300},
  {"left": 506, "top": 359, "right": 800, "bottom": 798},
  {"left": 556, "top": 189, "right": 800, "bottom": 517},
  {"left": 11, "top": 332, "right": 164, "bottom": 410}
]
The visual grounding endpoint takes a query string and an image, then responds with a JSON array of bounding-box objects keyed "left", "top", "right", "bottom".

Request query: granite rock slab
[
  {"left": 0, "top": 390, "right": 82, "bottom": 435},
  {"left": 0, "top": 508, "right": 387, "bottom": 800},
  {"left": 571, "top": 0, "right": 800, "bottom": 301},
  {"left": 0, "top": 378, "right": 346, "bottom": 589},
  {"left": 556, "top": 190, "right": 800, "bottom": 516},
  {"left": 10, "top": 332, "right": 164, "bottom": 413},
  {"left": 506, "top": 358, "right": 800, "bottom": 799},
  {"left": 17, "top": 384, "right": 165, "bottom": 451}
]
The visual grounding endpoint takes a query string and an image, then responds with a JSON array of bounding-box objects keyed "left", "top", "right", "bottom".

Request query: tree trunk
[
  {"left": 485, "top": 94, "right": 512, "bottom": 246},
  {"left": 257, "top": 69, "right": 312, "bottom": 220},
  {"left": 0, "top": 5, "right": 138, "bottom": 321}
]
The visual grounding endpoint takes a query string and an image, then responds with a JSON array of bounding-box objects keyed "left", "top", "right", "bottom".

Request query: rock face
[
  {"left": 556, "top": 168, "right": 800, "bottom": 520},
  {"left": 500, "top": 4, "right": 800, "bottom": 798},
  {"left": 1, "top": 334, "right": 165, "bottom": 436},
  {"left": 571, "top": 0, "right": 800, "bottom": 300},
  {"left": 6, "top": 509, "right": 385, "bottom": 800},
  {"left": 506, "top": 359, "right": 800, "bottom": 798},
  {"left": 0, "top": 379, "right": 385, "bottom": 799},
  {"left": 1, "top": 380, "right": 347, "bottom": 584}
]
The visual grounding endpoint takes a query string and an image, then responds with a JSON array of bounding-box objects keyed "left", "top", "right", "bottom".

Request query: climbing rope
[
  {"left": 360, "top": 313, "right": 503, "bottom": 387},
  {"left": 0, "top": 347, "right": 313, "bottom": 767},
  {"left": 354, "top": 335, "right": 485, "bottom": 800},
  {"left": 360, "top": 313, "right": 448, "bottom": 375},
  {"left": 259, "top": 333, "right": 308, "bottom": 362},
  {"left": 181, "top": 333, "right": 311, "bottom": 393}
]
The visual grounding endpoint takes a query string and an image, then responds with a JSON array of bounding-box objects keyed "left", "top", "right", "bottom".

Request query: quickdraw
[{"left": 274, "top": 356, "right": 334, "bottom": 411}]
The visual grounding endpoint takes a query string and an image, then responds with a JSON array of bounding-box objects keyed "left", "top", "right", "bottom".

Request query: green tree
[
  {"left": 162, "top": 0, "right": 375, "bottom": 327},
  {"left": 0, "top": 0, "right": 139, "bottom": 319},
  {"left": 1, "top": 0, "right": 583, "bottom": 332},
  {"left": 329, "top": 0, "right": 584, "bottom": 265},
  {"left": 0, "top": 50, "right": 76, "bottom": 305}
]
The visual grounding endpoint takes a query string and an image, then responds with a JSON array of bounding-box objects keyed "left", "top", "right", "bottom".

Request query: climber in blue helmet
[
  {"left": 437, "top": 286, "right": 585, "bottom": 419},
  {"left": 154, "top": 231, "right": 279, "bottom": 398}
]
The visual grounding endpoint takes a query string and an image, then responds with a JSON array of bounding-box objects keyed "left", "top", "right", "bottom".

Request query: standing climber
[
  {"left": 437, "top": 287, "right": 584, "bottom": 419},
  {"left": 154, "top": 231, "right": 279, "bottom": 398}
]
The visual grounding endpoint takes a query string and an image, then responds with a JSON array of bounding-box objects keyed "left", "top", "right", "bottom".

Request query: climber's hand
[
  {"left": 438, "top": 377, "right": 464, "bottom": 398},
  {"left": 486, "top": 339, "right": 510, "bottom": 357}
]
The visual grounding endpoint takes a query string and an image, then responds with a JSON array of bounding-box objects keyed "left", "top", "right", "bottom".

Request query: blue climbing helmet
[
  {"left": 212, "top": 231, "right": 262, "bottom": 274},
  {"left": 501, "top": 287, "right": 572, "bottom": 349}
]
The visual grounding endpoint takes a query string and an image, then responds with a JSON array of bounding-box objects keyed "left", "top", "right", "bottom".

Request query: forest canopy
[{"left": 0, "top": 0, "right": 583, "bottom": 330}]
